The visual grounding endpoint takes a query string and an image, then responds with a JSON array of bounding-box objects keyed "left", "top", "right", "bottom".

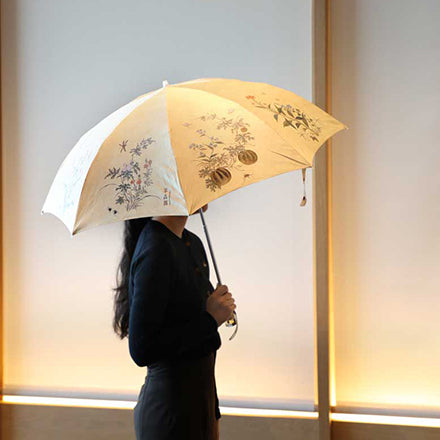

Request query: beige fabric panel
[
  {"left": 166, "top": 85, "right": 311, "bottom": 214},
  {"left": 75, "top": 91, "right": 188, "bottom": 235}
]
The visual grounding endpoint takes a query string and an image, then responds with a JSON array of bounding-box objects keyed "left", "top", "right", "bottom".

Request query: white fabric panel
[
  {"left": 2, "top": 0, "right": 314, "bottom": 411},
  {"left": 332, "top": 0, "right": 440, "bottom": 417}
]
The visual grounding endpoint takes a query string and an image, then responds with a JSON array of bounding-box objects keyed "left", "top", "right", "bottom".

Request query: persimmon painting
[{"left": 183, "top": 110, "right": 259, "bottom": 192}]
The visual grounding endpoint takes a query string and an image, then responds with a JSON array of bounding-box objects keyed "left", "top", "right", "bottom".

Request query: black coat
[{"left": 129, "top": 219, "right": 221, "bottom": 439}]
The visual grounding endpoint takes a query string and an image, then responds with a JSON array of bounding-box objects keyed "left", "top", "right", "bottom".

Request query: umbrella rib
[
  {"left": 163, "top": 88, "right": 191, "bottom": 215},
  {"left": 269, "top": 150, "right": 309, "bottom": 167}
]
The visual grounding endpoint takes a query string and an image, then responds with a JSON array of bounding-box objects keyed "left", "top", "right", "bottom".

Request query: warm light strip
[
  {"left": 2, "top": 395, "right": 135, "bottom": 410},
  {"left": 1, "top": 395, "right": 317, "bottom": 418},
  {"left": 218, "top": 407, "right": 318, "bottom": 419},
  {"left": 3, "top": 396, "right": 439, "bottom": 427},
  {"left": 331, "top": 412, "right": 440, "bottom": 428}
]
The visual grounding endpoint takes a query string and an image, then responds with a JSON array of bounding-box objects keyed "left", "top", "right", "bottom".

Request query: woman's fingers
[{"left": 215, "top": 284, "right": 228, "bottom": 295}]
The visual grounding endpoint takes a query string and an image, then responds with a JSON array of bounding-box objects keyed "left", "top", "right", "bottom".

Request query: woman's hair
[{"left": 112, "top": 216, "right": 152, "bottom": 339}]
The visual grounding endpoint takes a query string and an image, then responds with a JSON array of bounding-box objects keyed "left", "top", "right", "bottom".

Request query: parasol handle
[{"left": 198, "top": 208, "right": 238, "bottom": 340}]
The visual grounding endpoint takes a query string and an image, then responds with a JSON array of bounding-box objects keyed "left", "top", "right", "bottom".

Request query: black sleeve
[
  {"left": 196, "top": 235, "right": 222, "bottom": 418},
  {"left": 128, "top": 238, "right": 221, "bottom": 367}
]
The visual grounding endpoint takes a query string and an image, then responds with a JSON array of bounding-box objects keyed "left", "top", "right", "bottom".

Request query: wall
[
  {"left": 1, "top": 0, "right": 315, "bottom": 413},
  {"left": 331, "top": 0, "right": 440, "bottom": 417}
]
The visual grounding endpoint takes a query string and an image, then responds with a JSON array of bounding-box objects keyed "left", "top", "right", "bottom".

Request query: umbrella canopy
[{"left": 41, "top": 78, "right": 347, "bottom": 236}]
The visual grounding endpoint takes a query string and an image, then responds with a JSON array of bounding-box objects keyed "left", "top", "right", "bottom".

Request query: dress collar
[{"left": 150, "top": 219, "right": 188, "bottom": 241}]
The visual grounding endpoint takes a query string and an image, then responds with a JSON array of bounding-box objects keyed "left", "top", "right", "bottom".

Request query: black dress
[{"left": 129, "top": 219, "right": 222, "bottom": 440}]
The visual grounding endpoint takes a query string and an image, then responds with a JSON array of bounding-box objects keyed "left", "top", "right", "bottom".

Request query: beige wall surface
[
  {"left": 1, "top": 0, "right": 315, "bottom": 411},
  {"left": 331, "top": 0, "right": 440, "bottom": 417}
]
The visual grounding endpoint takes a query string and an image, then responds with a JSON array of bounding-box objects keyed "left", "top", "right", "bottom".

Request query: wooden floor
[
  {"left": 0, "top": 404, "right": 319, "bottom": 440},
  {"left": 332, "top": 421, "right": 440, "bottom": 440},
  {"left": 2, "top": 404, "right": 440, "bottom": 440}
]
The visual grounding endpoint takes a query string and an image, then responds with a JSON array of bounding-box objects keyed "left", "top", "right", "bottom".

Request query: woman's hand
[{"left": 206, "top": 284, "right": 236, "bottom": 327}]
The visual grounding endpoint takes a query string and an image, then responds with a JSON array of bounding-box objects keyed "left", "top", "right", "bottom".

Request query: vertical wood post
[
  {"left": 312, "top": 0, "right": 333, "bottom": 439},
  {"left": 0, "top": 1, "right": 4, "bottom": 437}
]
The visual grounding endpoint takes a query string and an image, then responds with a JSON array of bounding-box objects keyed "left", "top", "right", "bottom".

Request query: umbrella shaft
[
  {"left": 198, "top": 208, "right": 222, "bottom": 286},
  {"left": 198, "top": 208, "right": 238, "bottom": 336}
]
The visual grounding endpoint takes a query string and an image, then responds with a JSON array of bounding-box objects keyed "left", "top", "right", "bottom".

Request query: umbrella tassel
[{"left": 300, "top": 168, "right": 307, "bottom": 206}]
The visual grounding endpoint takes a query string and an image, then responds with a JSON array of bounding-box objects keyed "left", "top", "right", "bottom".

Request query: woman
[{"left": 112, "top": 203, "right": 236, "bottom": 440}]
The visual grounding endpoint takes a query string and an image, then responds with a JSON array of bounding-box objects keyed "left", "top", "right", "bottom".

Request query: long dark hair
[{"left": 112, "top": 216, "right": 152, "bottom": 339}]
